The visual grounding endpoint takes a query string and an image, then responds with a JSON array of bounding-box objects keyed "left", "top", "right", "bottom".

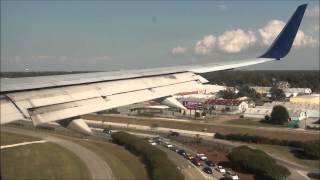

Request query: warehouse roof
[{"left": 208, "top": 99, "right": 244, "bottom": 106}]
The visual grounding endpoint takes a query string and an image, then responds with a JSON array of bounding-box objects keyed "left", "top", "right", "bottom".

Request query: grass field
[
  {"left": 54, "top": 134, "right": 149, "bottom": 180},
  {"left": 0, "top": 131, "right": 40, "bottom": 145},
  {"left": 1, "top": 133, "right": 90, "bottom": 180},
  {"left": 251, "top": 144, "right": 320, "bottom": 170},
  {"left": 83, "top": 114, "right": 319, "bottom": 141},
  {"left": 224, "top": 118, "right": 286, "bottom": 128}
]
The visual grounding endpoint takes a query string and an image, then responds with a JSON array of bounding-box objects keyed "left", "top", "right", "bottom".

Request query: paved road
[
  {"left": 158, "top": 145, "right": 223, "bottom": 180},
  {"left": 124, "top": 130, "right": 223, "bottom": 180},
  {"left": 2, "top": 127, "right": 114, "bottom": 180},
  {"left": 157, "top": 145, "right": 209, "bottom": 180}
]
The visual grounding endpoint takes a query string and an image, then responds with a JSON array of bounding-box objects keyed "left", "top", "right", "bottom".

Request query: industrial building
[
  {"left": 251, "top": 86, "right": 312, "bottom": 97},
  {"left": 207, "top": 99, "right": 248, "bottom": 113},
  {"left": 290, "top": 94, "right": 320, "bottom": 105},
  {"left": 244, "top": 107, "right": 308, "bottom": 121}
]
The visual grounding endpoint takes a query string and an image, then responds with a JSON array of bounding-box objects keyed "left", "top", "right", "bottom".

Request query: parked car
[
  {"left": 149, "top": 142, "right": 157, "bottom": 146},
  {"left": 224, "top": 170, "right": 239, "bottom": 180},
  {"left": 170, "top": 146, "right": 179, "bottom": 152},
  {"left": 202, "top": 167, "right": 213, "bottom": 174},
  {"left": 205, "top": 160, "right": 215, "bottom": 167},
  {"left": 184, "top": 153, "right": 194, "bottom": 160},
  {"left": 165, "top": 144, "right": 173, "bottom": 148},
  {"left": 153, "top": 137, "right": 162, "bottom": 143},
  {"left": 102, "top": 129, "right": 118, "bottom": 135},
  {"left": 177, "top": 149, "right": 186, "bottom": 156},
  {"left": 307, "top": 172, "right": 320, "bottom": 179},
  {"left": 170, "top": 131, "right": 180, "bottom": 136},
  {"left": 191, "top": 158, "right": 202, "bottom": 166},
  {"left": 196, "top": 153, "right": 208, "bottom": 161},
  {"left": 215, "top": 166, "right": 226, "bottom": 173}
]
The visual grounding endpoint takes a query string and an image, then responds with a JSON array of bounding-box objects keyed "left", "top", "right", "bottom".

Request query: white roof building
[{"left": 251, "top": 86, "right": 312, "bottom": 97}]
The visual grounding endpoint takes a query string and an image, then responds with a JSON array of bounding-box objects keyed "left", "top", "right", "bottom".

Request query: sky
[{"left": 1, "top": 0, "right": 319, "bottom": 72}]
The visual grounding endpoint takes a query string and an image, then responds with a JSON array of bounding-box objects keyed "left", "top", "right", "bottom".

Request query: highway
[
  {"left": 121, "top": 130, "right": 223, "bottom": 180},
  {"left": 157, "top": 145, "right": 222, "bottom": 180}
]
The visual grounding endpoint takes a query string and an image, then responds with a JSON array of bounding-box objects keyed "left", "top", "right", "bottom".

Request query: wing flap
[
  {"left": 29, "top": 80, "right": 200, "bottom": 125},
  {"left": 0, "top": 98, "right": 25, "bottom": 124}
]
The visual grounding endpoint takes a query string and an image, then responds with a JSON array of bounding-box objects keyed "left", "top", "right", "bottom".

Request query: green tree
[
  {"left": 218, "top": 88, "right": 238, "bottom": 99},
  {"left": 270, "top": 105, "right": 289, "bottom": 124},
  {"left": 269, "top": 87, "right": 286, "bottom": 101},
  {"left": 238, "top": 85, "right": 261, "bottom": 99},
  {"left": 227, "top": 146, "right": 290, "bottom": 180}
]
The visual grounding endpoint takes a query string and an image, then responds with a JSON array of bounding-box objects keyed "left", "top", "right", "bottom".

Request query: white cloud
[
  {"left": 172, "top": 46, "right": 187, "bottom": 55},
  {"left": 306, "top": 6, "right": 319, "bottom": 18},
  {"left": 259, "top": 20, "right": 285, "bottom": 45},
  {"left": 217, "top": 29, "right": 256, "bottom": 53},
  {"left": 259, "top": 19, "right": 318, "bottom": 47},
  {"left": 194, "top": 35, "right": 216, "bottom": 55},
  {"left": 294, "top": 30, "right": 318, "bottom": 47}
]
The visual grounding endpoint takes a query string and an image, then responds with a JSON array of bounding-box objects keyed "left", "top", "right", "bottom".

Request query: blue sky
[{"left": 1, "top": 1, "right": 319, "bottom": 71}]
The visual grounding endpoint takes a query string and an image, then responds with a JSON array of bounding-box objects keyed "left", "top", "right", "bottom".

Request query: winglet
[{"left": 259, "top": 4, "right": 307, "bottom": 60}]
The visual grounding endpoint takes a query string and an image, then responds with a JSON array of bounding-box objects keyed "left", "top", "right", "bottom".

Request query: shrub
[
  {"left": 112, "top": 132, "right": 184, "bottom": 180},
  {"left": 270, "top": 105, "right": 289, "bottom": 125},
  {"left": 302, "top": 140, "right": 320, "bottom": 159},
  {"left": 227, "top": 146, "right": 290, "bottom": 180}
]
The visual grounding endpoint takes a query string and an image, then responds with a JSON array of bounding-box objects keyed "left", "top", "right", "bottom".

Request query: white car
[
  {"left": 224, "top": 171, "right": 239, "bottom": 180},
  {"left": 150, "top": 142, "right": 157, "bottom": 146},
  {"left": 215, "top": 166, "right": 226, "bottom": 173},
  {"left": 165, "top": 144, "right": 173, "bottom": 148},
  {"left": 196, "top": 153, "right": 208, "bottom": 161}
]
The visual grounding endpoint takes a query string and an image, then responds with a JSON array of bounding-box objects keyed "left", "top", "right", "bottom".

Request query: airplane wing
[{"left": 0, "top": 4, "right": 308, "bottom": 135}]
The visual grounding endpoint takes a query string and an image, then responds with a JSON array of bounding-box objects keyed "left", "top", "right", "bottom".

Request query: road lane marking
[{"left": 1, "top": 140, "right": 48, "bottom": 149}]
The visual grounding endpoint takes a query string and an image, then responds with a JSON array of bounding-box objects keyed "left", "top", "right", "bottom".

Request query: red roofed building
[{"left": 207, "top": 99, "right": 248, "bottom": 113}]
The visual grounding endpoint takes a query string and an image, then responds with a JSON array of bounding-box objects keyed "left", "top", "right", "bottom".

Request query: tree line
[
  {"left": 111, "top": 132, "right": 184, "bottom": 180},
  {"left": 215, "top": 133, "right": 320, "bottom": 159},
  {"left": 203, "top": 70, "right": 320, "bottom": 93},
  {"left": 227, "top": 146, "right": 290, "bottom": 180}
]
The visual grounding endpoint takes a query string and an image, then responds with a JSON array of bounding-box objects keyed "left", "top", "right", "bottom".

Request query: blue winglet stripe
[{"left": 260, "top": 4, "right": 307, "bottom": 60}]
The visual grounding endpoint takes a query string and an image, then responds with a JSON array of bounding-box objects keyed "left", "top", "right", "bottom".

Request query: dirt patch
[{"left": 185, "top": 143, "right": 255, "bottom": 180}]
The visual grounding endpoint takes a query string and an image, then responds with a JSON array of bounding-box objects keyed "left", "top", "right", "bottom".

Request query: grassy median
[
  {"left": 54, "top": 134, "right": 149, "bottom": 180},
  {"left": 1, "top": 132, "right": 90, "bottom": 180},
  {"left": 223, "top": 118, "right": 286, "bottom": 128},
  {"left": 83, "top": 114, "right": 319, "bottom": 141},
  {"left": 0, "top": 131, "right": 40, "bottom": 145},
  {"left": 251, "top": 144, "right": 320, "bottom": 170}
]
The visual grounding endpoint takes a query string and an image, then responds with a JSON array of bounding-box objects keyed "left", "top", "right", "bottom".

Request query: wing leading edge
[{"left": 0, "top": 4, "right": 308, "bottom": 135}]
